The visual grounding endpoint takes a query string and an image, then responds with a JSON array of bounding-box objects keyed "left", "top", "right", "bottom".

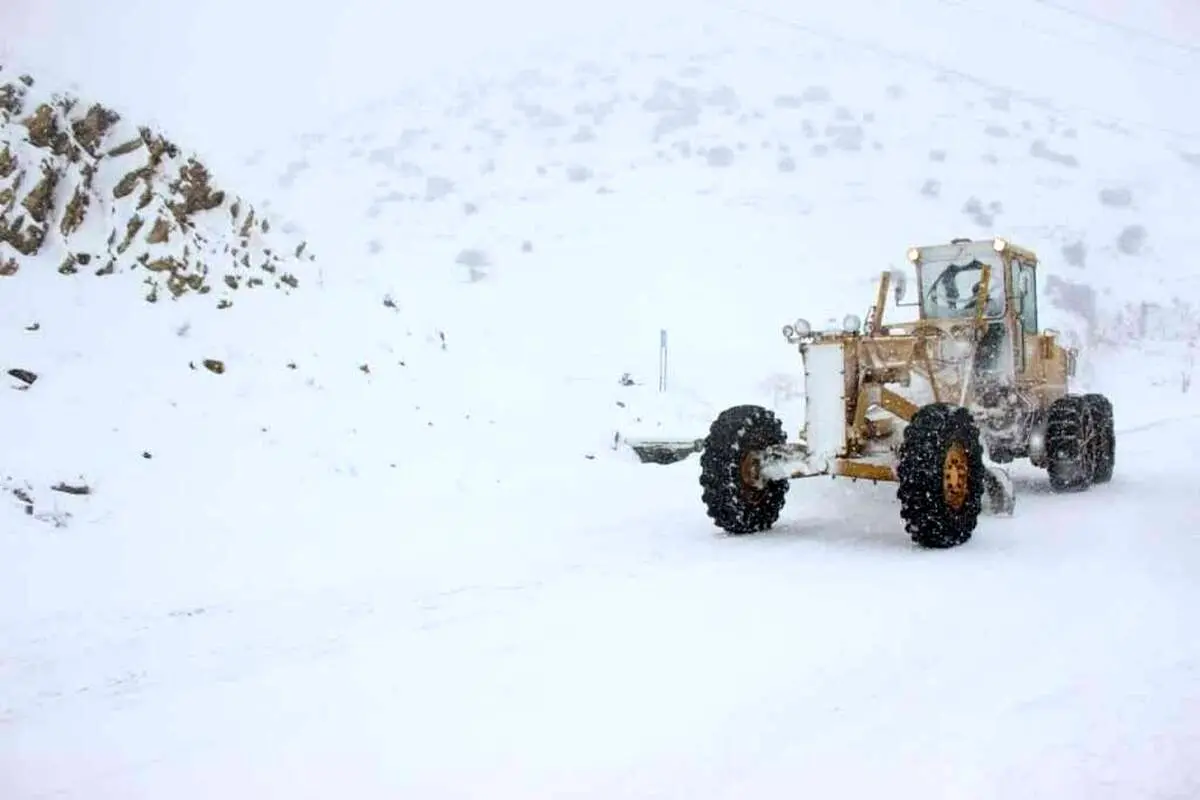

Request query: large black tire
[
  {"left": 699, "top": 405, "right": 789, "bottom": 535},
  {"left": 896, "top": 403, "right": 985, "bottom": 549},
  {"left": 1083, "top": 393, "right": 1115, "bottom": 484},
  {"left": 1045, "top": 395, "right": 1096, "bottom": 492}
]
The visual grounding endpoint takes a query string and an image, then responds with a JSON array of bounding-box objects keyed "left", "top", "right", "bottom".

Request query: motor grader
[{"left": 699, "top": 236, "right": 1115, "bottom": 548}]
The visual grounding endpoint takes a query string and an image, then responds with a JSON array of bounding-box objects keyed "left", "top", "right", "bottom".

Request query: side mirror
[{"left": 890, "top": 269, "right": 908, "bottom": 304}]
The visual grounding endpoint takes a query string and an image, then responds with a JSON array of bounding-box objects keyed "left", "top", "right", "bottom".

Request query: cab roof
[{"left": 906, "top": 237, "right": 1039, "bottom": 264}]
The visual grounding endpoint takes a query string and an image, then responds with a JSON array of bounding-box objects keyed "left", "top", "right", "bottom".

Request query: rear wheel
[
  {"left": 1045, "top": 395, "right": 1095, "bottom": 492},
  {"left": 699, "top": 405, "right": 789, "bottom": 535},
  {"left": 896, "top": 403, "right": 985, "bottom": 549},
  {"left": 1083, "top": 393, "right": 1115, "bottom": 484}
]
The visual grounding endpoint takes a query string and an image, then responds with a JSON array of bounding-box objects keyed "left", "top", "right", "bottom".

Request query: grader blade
[{"left": 982, "top": 464, "right": 1015, "bottom": 516}]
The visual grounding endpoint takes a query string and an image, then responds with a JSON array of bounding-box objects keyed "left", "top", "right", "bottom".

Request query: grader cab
[{"left": 698, "top": 237, "right": 1115, "bottom": 548}]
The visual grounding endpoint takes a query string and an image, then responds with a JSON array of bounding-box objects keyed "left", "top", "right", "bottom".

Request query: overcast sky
[{"left": 0, "top": 0, "right": 627, "bottom": 170}]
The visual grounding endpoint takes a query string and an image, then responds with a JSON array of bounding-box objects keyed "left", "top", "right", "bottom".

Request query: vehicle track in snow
[
  {"left": 5, "top": 413, "right": 1200, "bottom": 799},
  {"left": 2, "top": 412, "right": 1195, "bottom": 732}
]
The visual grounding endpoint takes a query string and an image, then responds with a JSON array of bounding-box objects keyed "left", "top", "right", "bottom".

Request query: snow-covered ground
[
  {"left": 3, "top": 0, "right": 1200, "bottom": 796},
  {"left": 4, "top": 375, "right": 1199, "bottom": 798}
]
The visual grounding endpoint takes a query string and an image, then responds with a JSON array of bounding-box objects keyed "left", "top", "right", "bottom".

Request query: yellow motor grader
[{"left": 699, "top": 237, "right": 1115, "bottom": 548}]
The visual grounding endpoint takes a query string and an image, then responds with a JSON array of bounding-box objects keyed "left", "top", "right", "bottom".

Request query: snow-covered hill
[
  {"left": 228, "top": 0, "right": 1200, "bottom": 438},
  {"left": 6, "top": 1, "right": 1200, "bottom": 476},
  {"left": 2, "top": 0, "right": 1200, "bottom": 797},
  {"left": 0, "top": 65, "right": 320, "bottom": 523}
]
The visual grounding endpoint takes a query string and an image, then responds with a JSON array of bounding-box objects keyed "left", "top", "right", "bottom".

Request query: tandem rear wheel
[{"left": 1044, "top": 393, "right": 1115, "bottom": 492}]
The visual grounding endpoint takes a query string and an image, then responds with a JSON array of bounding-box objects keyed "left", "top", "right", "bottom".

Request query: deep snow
[{"left": 3, "top": 0, "right": 1200, "bottom": 797}]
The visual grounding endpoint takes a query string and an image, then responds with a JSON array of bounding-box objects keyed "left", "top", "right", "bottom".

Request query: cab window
[{"left": 1012, "top": 258, "right": 1038, "bottom": 334}]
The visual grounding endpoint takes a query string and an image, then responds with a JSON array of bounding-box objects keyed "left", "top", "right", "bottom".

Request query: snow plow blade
[{"left": 620, "top": 436, "right": 706, "bottom": 465}]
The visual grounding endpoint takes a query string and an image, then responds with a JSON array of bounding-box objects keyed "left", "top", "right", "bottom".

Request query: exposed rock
[
  {"left": 168, "top": 158, "right": 224, "bottom": 221},
  {"left": 60, "top": 183, "right": 89, "bottom": 236},
  {"left": 0, "top": 82, "right": 25, "bottom": 116},
  {"left": 113, "top": 166, "right": 151, "bottom": 199},
  {"left": 239, "top": 209, "right": 256, "bottom": 238},
  {"left": 117, "top": 215, "right": 144, "bottom": 253},
  {"left": 71, "top": 104, "right": 120, "bottom": 155},
  {"left": 146, "top": 215, "right": 171, "bottom": 244},
  {"left": 22, "top": 104, "right": 62, "bottom": 149},
  {"left": 21, "top": 163, "right": 58, "bottom": 223},
  {"left": 2, "top": 211, "right": 46, "bottom": 255},
  {"left": 106, "top": 137, "right": 142, "bottom": 158},
  {"left": 50, "top": 482, "right": 91, "bottom": 496},
  {"left": 0, "top": 67, "right": 310, "bottom": 306}
]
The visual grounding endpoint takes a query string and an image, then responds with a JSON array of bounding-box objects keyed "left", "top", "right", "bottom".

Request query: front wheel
[
  {"left": 896, "top": 403, "right": 986, "bottom": 548},
  {"left": 699, "top": 405, "right": 789, "bottom": 535}
]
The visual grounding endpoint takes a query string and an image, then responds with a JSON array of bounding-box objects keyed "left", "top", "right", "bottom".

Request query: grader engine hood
[{"left": 785, "top": 323, "right": 982, "bottom": 418}]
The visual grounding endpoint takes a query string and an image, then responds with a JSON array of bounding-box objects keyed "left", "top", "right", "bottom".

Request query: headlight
[
  {"left": 793, "top": 318, "right": 812, "bottom": 336},
  {"left": 992, "top": 237, "right": 1008, "bottom": 252},
  {"left": 782, "top": 324, "right": 795, "bottom": 338},
  {"left": 906, "top": 247, "right": 920, "bottom": 263},
  {"left": 842, "top": 314, "right": 862, "bottom": 333}
]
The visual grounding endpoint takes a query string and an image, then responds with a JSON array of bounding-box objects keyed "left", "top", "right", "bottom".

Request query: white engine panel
[{"left": 803, "top": 342, "right": 847, "bottom": 459}]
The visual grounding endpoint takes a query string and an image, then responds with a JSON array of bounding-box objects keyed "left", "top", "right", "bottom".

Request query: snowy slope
[
  {"left": 226, "top": 0, "right": 1200, "bottom": 436},
  {"left": 0, "top": 66, "right": 319, "bottom": 525},
  {"left": 2, "top": 0, "right": 1200, "bottom": 797},
  {"left": 8, "top": 1, "right": 1200, "bottom": 446}
]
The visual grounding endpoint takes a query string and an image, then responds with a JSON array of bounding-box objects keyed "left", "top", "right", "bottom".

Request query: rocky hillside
[
  {"left": 0, "top": 64, "right": 311, "bottom": 307},
  {"left": 1, "top": 65, "right": 328, "bottom": 527}
]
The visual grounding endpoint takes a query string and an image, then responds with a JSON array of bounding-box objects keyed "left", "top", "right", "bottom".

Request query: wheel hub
[
  {"left": 942, "top": 442, "right": 970, "bottom": 511},
  {"left": 739, "top": 452, "right": 765, "bottom": 500}
]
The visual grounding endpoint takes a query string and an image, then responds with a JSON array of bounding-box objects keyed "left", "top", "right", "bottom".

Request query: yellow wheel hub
[
  {"left": 942, "top": 442, "right": 970, "bottom": 511},
  {"left": 734, "top": 453, "right": 763, "bottom": 503}
]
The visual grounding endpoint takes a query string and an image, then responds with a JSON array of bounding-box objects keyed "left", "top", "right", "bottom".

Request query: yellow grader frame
[{"left": 698, "top": 237, "right": 1116, "bottom": 548}]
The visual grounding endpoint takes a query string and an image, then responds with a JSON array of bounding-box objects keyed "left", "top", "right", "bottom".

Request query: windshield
[{"left": 919, "top": 255, "right": 1005, "bottom": 319}]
